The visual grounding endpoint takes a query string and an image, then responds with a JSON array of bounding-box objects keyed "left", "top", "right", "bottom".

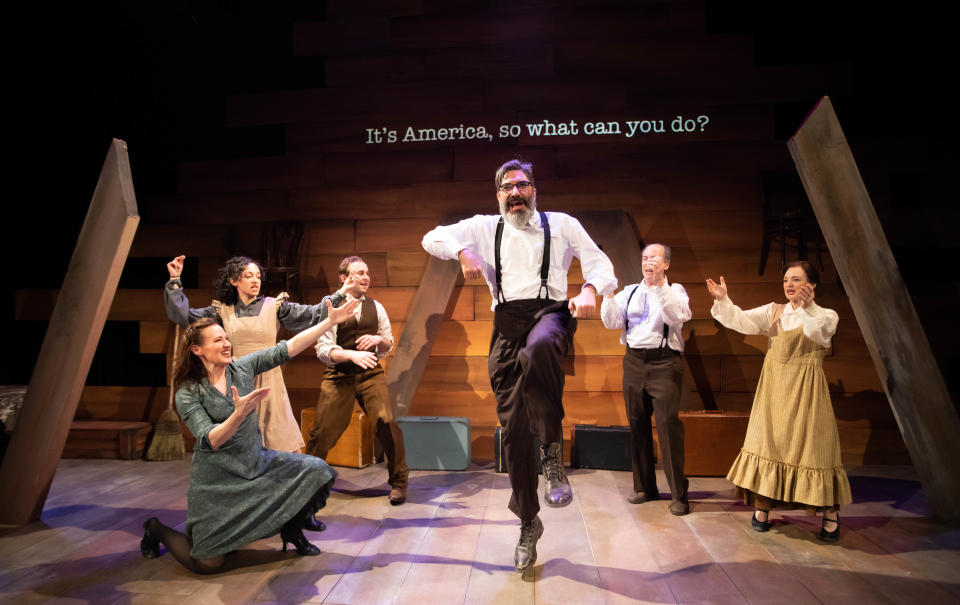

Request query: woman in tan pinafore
[
  {"left": 214, "top": 299, "right": 299, "bottom": 451},
  {"left": 706, "top": 261, "right": 851, "bottom": 542},
  {"left": 164, "top": 255, "right": 332, "bottom": 453}
]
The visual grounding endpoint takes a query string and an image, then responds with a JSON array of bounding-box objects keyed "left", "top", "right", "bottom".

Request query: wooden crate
[
  {"left": 63, "top": 421, "right": 153, "bottom": 459},
  {"left": 675, "top": 410, "right": 750, "bottom": 476},
  {"left": 300, "top": 405, "right": 374, "bottom": 468}
]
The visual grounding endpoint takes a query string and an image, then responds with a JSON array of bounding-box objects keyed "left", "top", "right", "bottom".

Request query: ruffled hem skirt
[{"left": 727, "top": 449, "right": 851, "bottom": 509}]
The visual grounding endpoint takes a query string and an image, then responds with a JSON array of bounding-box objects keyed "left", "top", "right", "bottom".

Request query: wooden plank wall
[{"left": 14, "top": 0, "right": 931, "bottom": 464}]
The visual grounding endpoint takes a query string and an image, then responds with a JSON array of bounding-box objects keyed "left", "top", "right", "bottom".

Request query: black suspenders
[
  {"left": 495, "top": 211, "right": 550, "bottom": 304},
  {"left": 624, "top": 284, "right": 670, "bottom": 350}
]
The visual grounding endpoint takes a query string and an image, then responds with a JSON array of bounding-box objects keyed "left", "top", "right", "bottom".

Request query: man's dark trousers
[
  {"left": 622, "top": 347, "right": 688, "bottom": 500},
  {"left": 489, "top": 299, "right": 575, "bottom": 522}
]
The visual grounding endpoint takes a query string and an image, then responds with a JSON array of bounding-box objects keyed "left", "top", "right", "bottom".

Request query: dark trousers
[
  {"left": 306, "top": 365, "right": 409, "bottom": 489},
  {"left": 622, "top": 348, "right": 688, "bottom": 500},
  {"left": 489, "top": 300, "right": 575, "bottom": 522}
]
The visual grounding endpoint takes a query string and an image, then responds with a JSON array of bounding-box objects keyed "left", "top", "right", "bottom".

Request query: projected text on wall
[{"left": 364, "top": 115, "right": 711, "bottom": 144}]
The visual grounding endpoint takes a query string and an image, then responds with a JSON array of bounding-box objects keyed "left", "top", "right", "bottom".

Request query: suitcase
[
  {"left": 398, "top": 416, "right": 471, "bottom": 471},
  {"left": 493, "top": 426, "right": 561, "bottom": 473},
  {"left": 300, "top": 406, "right": 375, "bottom": 468},
  {"left": 570, "top": 412, "right": 751, "bottom": 475},
  {"left": 571, "top": 424, "right": 632, "bottom": 471}
]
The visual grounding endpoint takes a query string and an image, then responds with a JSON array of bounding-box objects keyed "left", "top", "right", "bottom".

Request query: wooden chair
[
  {"left": 260, "top": 221, "right": 305, "bottom": 301},
  {"left": 758, "top": 171, "right": 825, "bottom": 276}
]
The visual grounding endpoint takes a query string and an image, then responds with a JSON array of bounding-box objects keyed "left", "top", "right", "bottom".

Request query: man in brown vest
[{"left": 306, "top": 256, "right": 409, "bottom": 505}]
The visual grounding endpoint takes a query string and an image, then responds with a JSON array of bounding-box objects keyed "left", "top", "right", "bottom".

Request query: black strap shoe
[
  {"left": 820, "top": 515, "right": 840, "bottom": 542},
  {"left": 751, "top": 509, "right": 772, "bottom": 532}
]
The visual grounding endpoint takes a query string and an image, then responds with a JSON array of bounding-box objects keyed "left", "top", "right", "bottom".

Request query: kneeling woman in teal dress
[{"left": 140, "top": 297, "right": 360, "bottom": 574}]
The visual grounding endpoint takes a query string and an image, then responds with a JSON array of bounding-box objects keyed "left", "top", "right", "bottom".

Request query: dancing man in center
[
  {"left": 422, "top": 159, "right": 617, "bottom": 572},
  {"left": 306, "top": 256, "right": 409, "bottom": 506}
]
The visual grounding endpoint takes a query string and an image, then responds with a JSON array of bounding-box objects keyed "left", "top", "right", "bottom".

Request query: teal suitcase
[{"left": 397, "top": 416, "right": 471, "bottom": 471}]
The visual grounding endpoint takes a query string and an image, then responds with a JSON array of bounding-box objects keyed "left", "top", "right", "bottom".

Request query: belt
[
  {"left": 332, "top": 361, "right": 381, "bottom": 374},
  {"left": 627, "top": 347, "right": 680, "bottom": 361}
]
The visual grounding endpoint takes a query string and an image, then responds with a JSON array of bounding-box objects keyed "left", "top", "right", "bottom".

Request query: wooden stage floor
[{"left": 1, "top": 459, "right": 958, "bottom": 604}]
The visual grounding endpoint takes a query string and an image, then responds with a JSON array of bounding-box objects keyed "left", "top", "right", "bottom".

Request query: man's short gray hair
[{"left": 495, "top": 159, "right": 534, "bottom": 189}]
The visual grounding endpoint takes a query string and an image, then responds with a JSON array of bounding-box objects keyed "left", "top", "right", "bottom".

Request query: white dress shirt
[
  {"left": 421, "top": 211, "right": 617, "bottom": 309},
  {"left": 315, "top": 294, "right": 394, "bottom": 366},
  {"left": 710, "top": 296, "right": 839, "bottom": 347},
  {"left": 600, "top": 279, "right": 692, "bottom": 352}
]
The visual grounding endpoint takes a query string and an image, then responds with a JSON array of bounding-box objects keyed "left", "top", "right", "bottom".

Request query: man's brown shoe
[
  {"left": 389, "top": 486, "right": 407, "bottom": 505},
  {"left": 627, "top": 491, "right": 658, "bottom": 504},
  {"left": 514, "top": 516, "right": 544, "bottom": 572},
  {"left": 540, "top": 442, "right": 572, "bottom": 507},
  {"left": 669, "top": 498, "right": 690, "bottom": 516}
]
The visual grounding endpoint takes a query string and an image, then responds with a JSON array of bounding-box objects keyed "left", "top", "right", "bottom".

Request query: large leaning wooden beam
[
  {"left": 0, "top": 139, "right": 139, "bottom": 526},
  {"left": 788, "top": 97, "right": 960, "bottom": 520},
  {"left": 387, "top": 255, "right": 461, "bottom": 417}
]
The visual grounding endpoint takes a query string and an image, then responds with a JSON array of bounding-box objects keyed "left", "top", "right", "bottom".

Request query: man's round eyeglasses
[{"left": 497, "top": 181, "right": 533, "bottom": 194}]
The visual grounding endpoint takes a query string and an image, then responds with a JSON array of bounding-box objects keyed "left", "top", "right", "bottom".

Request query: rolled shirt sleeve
[
  {"left": 374, "top": 300, "right": 394, "bottom": 355},
  {"left": 600, "top": 287, "right": 630, "bottom": 331}
]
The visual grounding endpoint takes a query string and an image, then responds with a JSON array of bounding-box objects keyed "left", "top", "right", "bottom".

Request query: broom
[{"left": 146, "top": 325, "right": 185, "bottom": 461}]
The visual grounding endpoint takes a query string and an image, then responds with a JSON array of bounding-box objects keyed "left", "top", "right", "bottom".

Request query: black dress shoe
[
  {"left": 751, "top": 510, "right": 772, "bottom": 532},
  {"left": 540, "top": 442, "right": 572, "bottom": 507},
  {"left": 820, "top": 515, "right": 840, "bottom": 542},
  {"left": 140, "top": 518, "right": 161, "bottom": 559},
  {"left": 514, "top": 516, "right": 544, "bottom": 572},
  {"left": 281, "top": 526, "right": 321, "bottom": 556},
  {"left": 303, "top": 514, "right": 327, "bottom": 532}
]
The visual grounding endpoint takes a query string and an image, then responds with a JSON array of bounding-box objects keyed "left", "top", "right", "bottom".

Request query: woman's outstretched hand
[
  {"left": 338, "top": 273, "right": 360, "bottom": 295},
  {"left": 327, "top": 297, "right": 361, "bottom": 324},
  {"left": 705, "top": 276, "right": 727, "bottom": 300},
  {"left": 231, "top": 386, "right": 271, "bottom": 419}
]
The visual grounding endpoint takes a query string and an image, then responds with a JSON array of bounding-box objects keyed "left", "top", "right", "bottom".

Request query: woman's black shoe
[
  {"left": 281, "top": 526, "right": 321, "bottom": 556},
  {"left": 303, "top": 514, "right": 327, "bottom": 532},
  {"left": 751, "top": 510, "right": 772, "bottom": 532},
  {"left": 820, "top": 515, "right": 840, "bottom": 542},
  {"left": 140, "top": 518, "right": 161, "bottom": 559}
]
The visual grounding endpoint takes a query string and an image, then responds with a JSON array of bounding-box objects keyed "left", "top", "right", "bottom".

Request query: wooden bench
[{"left": 63, "top": 421, "right": 153, "bottom": 460}]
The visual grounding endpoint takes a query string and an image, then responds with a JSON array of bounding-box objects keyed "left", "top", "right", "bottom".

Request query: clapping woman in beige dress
[{"left": 706, "top": 261, "right": 851, "bottom": 542}]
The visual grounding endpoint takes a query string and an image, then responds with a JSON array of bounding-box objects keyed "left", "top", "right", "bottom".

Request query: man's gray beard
[{"left": 499, "top": 196, "right": 537, "bottom": 228}]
